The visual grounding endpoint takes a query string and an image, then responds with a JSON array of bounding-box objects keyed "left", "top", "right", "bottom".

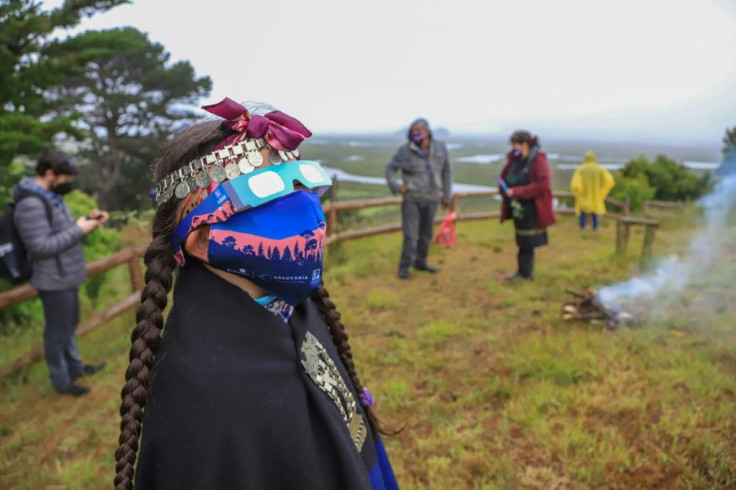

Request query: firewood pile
[{"left": 561, "top": 288, "right": 634, "bottom": 329}]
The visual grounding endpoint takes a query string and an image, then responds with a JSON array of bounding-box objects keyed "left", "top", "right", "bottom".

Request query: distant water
[
  {"left": 682, "top": 161, "right": 721, "bottom": 170},
  {"left": 455, "top": 154, "right": 505, "bottom": 164},
  {"left": 454, "top": 153, "right": 720, "bottom": 171},
  {"left": 321, "top": 166, "right": 493, "bottom": 192}
]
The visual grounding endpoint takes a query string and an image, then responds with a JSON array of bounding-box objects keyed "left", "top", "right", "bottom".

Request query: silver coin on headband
[
  {"left": 210, "top": 165, "right": 227, "bottom": 183},
  {"left": 186, "top": 176, "right": 197, "bottom": 193},
  {"left": 246, "top": 151, "right": 263, "bottom": 167},
  {"left": 225, "top": 163, "right": 241, "bottom": 180},
  {"left": 174, "top": 182, "right": 190, "bottom": 199},
  {"left": 238, "top": 158, "right": 255, "bottom": 174},
  {"left": 238, "top": 157, "right": 255, "bottom": 174},
  {"left": 196, "top": 171, "right": 211, "bottom": 189},
  {"left": 279, "top": 150, "right": 290, "bottom": 162},
  {"left": 269, "top": 150, "right": 283, "bottom": 165},
  {"left": 161, "top": 186, "right": 173, "bottom": 203}
]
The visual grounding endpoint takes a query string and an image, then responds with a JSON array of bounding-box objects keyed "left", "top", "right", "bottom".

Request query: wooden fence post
[
  {"left": 128, "top": 256, "right": 144, "bottom": 293},
  {"left": 616, "top": 219, "right": 627, "bottom": 255},
  {"left": 326, "top": 204, "right": 338, "bottom": 237},
  {"left": 641, "top": 224, "right": 658, "bottom": 267},
  {"left": 329, "top": 174, "right": 339, "bottom": 203},
  {"left": 450, "top": 194, "right": 459, "bottom": 214},
  {"left": 624, "top": 196, "right": 631, "bottom": 216}
]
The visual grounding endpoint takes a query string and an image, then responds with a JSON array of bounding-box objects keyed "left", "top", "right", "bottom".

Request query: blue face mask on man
[
  {"left": 510, "top": 148, "right": 523, "bottom": 158},
  {"left": 411, "top": 132, "right": 426, "bottom": 143}
]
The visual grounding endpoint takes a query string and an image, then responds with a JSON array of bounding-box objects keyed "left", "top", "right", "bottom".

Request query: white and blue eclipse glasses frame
[{"left": 171, "top": 160, "right": 332, "bottom": 257}]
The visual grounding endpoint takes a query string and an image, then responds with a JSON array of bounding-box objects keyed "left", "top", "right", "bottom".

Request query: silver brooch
[{"left": 301, "top": 332, "right": 367, "bottom": 451}]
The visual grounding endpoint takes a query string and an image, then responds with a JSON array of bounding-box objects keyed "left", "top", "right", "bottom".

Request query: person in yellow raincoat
[{"left": 570, "top": 150, "right": 615, "bottom": 230}]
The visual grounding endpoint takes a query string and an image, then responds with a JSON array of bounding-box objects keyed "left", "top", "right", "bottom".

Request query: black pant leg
[
  {"left": 39, "top": 289, "right": 79, "bottom": 390},
  {"left": 518, "top": 248, "right": 535, "bottom": 279},
  {"left": 399, "top": 199, "right": 421, "bottom": 272},
  {"left": 415, "top": 201, "right": 438, "bottom": 267}
]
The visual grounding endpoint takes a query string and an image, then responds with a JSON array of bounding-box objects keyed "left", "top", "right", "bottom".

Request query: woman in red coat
[{"left": 499, "top": 131, "right": 556, "bottom": 281}]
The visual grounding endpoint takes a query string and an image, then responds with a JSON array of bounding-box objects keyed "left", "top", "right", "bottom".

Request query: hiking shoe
[
  {"left": 57, "top": 383, "right": 91, "bottom": 397},
  {"left": 81, "top": 363, "right": 106, "bottom": 376},
  {"left": 506, "top": 273, "right": 532, "bottom": 283},
  {"left": 398, "top": 270, "right": 411, "bottom": 280},
  {"left": 414, "top": 264, "right": 439, "bottom": 273}
]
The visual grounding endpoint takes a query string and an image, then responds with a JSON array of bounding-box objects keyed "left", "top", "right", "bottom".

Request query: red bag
[{"left": 435, "top": 211, "right": 456, "bottom": 247}]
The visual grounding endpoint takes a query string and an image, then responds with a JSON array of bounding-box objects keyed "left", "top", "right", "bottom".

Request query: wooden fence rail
[
  {"left": 0, "top": 246, "right": 145, "bottom": 378},
  {"left": 642, "top": 200, "right": 686, "bottom": 218}
]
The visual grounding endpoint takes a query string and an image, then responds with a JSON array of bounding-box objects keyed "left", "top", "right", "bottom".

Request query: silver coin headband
[{"left": 155, "top": 137, "right": 300, "bottom": 207}]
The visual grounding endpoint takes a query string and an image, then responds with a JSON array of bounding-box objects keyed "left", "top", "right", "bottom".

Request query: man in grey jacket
[
  {"left": 13, "top": 150, "right": 109, "bottom": 396},
  {"left": 385, "top": 118, "right": 452, "bottom": 279}
]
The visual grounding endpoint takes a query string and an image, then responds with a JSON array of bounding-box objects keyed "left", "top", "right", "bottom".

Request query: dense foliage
[
  {"left": 616, "top": 155, "right": 711, "bottom": 203},
  {"left": 0, "top": 0, "right": 128, "bottom": 201},
  {"left": 49, "top": 27, "right": 211, "bottom": 210},
  {"left": 608, "top": 172, "right": 656, "bottom": 213},
  {"left": 1, "top": 1, "right": 211, "bottom": 210}
]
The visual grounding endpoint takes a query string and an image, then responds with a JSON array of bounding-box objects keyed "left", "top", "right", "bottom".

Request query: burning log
[{"left": 562, "top": 288, "right": 634, "bottom": 329}]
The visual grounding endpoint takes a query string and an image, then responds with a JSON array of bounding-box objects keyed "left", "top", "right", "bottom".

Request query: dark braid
[
  {"left": 311, "top": 284, "right": 402, "bottom": 436},
  {"left": 114, "top": 216, "right": 175, "bottom": 489},
  {"left": 114, "top": 121, "right": 230, "bottom": 489}
]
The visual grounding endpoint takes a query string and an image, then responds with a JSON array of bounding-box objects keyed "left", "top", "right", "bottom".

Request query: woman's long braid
[
  {"left": 113, "top": 121, "right": 227, "bottom": 489},
  {"left": 114, "top": 206, "right": 177, "bottom": 490},
  {"left": 311, "top": 283, "right": 401, "bottom": 436}
]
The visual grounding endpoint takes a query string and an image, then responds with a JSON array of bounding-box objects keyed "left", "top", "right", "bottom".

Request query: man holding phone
[{"left": 12, "top": 150, "right": 109, "bottom": 396}]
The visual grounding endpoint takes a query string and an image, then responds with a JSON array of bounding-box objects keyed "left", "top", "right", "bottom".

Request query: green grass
[{"left": 1, "top": 213, "right": 735, "bottom": 488}]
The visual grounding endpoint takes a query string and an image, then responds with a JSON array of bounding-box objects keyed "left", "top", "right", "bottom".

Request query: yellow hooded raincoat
[{"left": 570, "top": 150, "right": 615, "bottom": 216}]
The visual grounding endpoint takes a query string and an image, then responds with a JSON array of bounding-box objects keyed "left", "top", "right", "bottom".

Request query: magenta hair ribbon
[{"left": 202, "top": 97, "right": 312, "bottom": 151}]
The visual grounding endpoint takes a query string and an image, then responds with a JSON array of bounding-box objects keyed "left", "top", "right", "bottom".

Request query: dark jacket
[
  {"left": 12, "top": 179, "right": 86, "bottom": 290},
  {"left": 499, "top": 150, "right": 556, "bottom": 229},
  {"left": 385, "top": 140, "right": 452, "bottom": 204},
  {"left": 135, "top": 261, "right": 398, "bottom": 489}
]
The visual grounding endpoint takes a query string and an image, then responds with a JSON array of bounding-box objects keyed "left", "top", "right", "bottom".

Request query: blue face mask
[
  {"left": 207, "top": 190, "right": 327, "bottom": 305},
  {"left": 510, "top": 148, "right": 522, "bottom": 157},
  {"left": 171, "top": 160, "right": 333, "bottom": 305},
  {"left": 411, "top": 132, "right": 426, "bottom": 143}
]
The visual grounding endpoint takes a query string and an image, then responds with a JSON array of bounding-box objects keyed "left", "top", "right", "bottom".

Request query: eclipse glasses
[{"left": 171, "top": 160, "right": 332, "bottom": 253}]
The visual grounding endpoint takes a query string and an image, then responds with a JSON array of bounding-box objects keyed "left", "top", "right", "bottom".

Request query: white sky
[{"left": 47, "top": 0, "right": 736, "bottom": 142}]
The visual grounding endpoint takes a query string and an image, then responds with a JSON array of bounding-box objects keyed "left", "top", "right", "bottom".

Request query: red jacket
[{"left": 499, "top": 150, "right": 556, "bottom": 228}]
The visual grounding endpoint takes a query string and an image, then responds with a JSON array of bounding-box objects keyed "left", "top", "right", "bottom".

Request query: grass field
[{"left": 1, "top": 210, "right": 735, "bottom": 489}]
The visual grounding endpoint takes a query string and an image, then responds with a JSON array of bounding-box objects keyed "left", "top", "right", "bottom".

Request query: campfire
[{"left": 562, "top": 288, "right": 634, "bottom": 329}]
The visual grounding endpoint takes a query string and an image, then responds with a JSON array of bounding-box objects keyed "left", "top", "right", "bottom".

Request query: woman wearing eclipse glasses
[{"left": 114, "top": 98, "right": 398, "bottom": 490}]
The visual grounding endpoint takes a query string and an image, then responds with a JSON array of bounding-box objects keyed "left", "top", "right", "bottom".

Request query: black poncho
[{"left": 135, "top": 261, "right": 398, "bottom": 489}]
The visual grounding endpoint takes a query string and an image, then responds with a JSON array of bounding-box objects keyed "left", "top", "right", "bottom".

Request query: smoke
[{"left": 597, "top": 148, "right": 736, "bottom": 311}]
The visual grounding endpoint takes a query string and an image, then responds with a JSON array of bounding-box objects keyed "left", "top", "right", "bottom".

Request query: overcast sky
[{"left": 49, "top": 0, "right": 736, "bottom": 143}]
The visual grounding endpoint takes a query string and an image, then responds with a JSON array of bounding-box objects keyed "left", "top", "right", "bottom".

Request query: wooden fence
[
  {"left": 323, "top": 190, "right": 632, "bottom": 245},
  {"left": 0, "top": 246, "right": 145, "bottom": 378}
]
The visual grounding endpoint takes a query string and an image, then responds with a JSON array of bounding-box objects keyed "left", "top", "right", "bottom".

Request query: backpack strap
[
  {"left": 15, "top": 189, "right": 66, "bottom": 276},
  {"left": 15, "top": 189, "right": 54, "bottom": 225}
]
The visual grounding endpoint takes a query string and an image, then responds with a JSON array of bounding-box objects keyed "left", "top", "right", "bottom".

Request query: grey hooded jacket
[
  {"left": 12, "top": 180, "right": 86, "bottom": 291},
  {"left": 385, "top": 139, "right": 452, "bottom": 204}
]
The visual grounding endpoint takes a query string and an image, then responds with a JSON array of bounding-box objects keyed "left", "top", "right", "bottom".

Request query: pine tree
[
  {"left": 48, "top": 27, "right": 211, "bottom": 209},
  {"left": 0, "top": 0, "right": 127, "bottom": 201}
]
